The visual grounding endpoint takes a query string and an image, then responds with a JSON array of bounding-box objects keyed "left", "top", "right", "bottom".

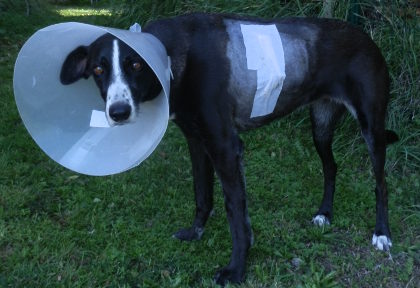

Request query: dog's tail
[{"left": 385, "top": 130, "right": 399, "bottom": 146}]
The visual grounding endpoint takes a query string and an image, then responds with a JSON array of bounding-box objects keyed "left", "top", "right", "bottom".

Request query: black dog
[{"left": 60, "top": 13, "right": 398, "bottom": 285}]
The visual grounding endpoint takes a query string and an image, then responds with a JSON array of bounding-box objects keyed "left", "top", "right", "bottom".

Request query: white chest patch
[{"left": 240, "top": 24, "right": 286, "bottom": 118}]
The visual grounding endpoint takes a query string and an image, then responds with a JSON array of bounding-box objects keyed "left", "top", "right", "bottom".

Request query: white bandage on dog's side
[
  {"left": 90, "top": 110, "right": 110, "bottom": 128},
  {"left": 240, "top": 24, "right": 286, "bottom": 118}
]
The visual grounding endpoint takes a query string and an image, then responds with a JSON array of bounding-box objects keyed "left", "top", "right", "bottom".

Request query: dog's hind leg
[
  {"left": 358, "top": 109, "right": 392, "bottom": 250},
  {"left": 173, "top": 137, "right": 215, "bottom": 241},
  {"left": 310, "top": 99, "right": 345, "bottom": 227},
  {"left": 365, "top": 133, "right": 392, "bottom": 251},
  {"left": 360, "top": 119, "right": 392, "bottom": 251},
  {"left": 351, "top": 61, "right": 393, "bottom": 251}
]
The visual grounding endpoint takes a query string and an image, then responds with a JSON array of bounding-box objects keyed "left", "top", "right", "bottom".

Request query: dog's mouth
[
  {"left": 108, "top": 119, "right": 131, "bottom": 127},
  {"left": 105, "top": 114, "right": 135, "bottom": 127}
]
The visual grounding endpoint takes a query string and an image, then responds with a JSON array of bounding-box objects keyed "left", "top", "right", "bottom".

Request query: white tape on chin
[
  {"left": 90, "top": 110, "right": 110, "bottom": 128},
  {"left": 240, "top": 24, "right": 286, "bottom": 118}
]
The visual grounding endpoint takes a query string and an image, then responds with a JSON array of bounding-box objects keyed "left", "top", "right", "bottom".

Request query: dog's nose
[{"left": 109, "top": 102, "right": 131, "bottom": 122}]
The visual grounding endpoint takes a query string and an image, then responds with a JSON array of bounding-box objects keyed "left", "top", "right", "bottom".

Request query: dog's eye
[
  {"left": 132, "top": 62, "right": 143, "bottom": 71},
  {"left": 93, "top": 66, "right": 104, "bottom": 76}
]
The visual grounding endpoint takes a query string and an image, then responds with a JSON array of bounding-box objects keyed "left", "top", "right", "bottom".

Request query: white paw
[
  {"left": 372, "top": 234, "right": 392, "bottom": 251},
  {"left": 312, "top": 215, "right": 330, "bottom": 227}
]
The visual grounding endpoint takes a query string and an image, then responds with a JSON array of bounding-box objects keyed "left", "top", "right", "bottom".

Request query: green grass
[{"left": 0, "top": 0, "right": 419, "bottom": 287}]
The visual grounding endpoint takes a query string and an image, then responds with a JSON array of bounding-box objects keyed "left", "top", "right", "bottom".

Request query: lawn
[{"left": 0, "top": 1, "right": 419, "bottom": 287}]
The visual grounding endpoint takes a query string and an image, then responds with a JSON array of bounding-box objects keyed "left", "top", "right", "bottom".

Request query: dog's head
[{"left": 60, "top": 33, "right": 162, "bottom": 126}]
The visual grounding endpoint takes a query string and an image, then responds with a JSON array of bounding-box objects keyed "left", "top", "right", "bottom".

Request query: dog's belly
[{"left": 224, "top": 19, "right": 317, "bottom": 130}]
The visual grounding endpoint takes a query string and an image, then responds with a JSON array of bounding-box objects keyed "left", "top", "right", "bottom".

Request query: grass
[{"left": 0, "top": 0, "right": 419, "bottom": 287}]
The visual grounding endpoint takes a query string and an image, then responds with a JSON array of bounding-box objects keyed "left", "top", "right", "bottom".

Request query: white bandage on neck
[{"left": 240, "top": 24, "right": 286, "bottom": 118}]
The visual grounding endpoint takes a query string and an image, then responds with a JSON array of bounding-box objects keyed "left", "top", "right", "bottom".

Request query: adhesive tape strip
[{"left": 240, "top": 24, "right": 286, "bottom": 118}]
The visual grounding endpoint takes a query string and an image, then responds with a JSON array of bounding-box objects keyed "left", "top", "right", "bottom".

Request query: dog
[{"left": 60, "top": 13, "right": 398, "bottom": 285}]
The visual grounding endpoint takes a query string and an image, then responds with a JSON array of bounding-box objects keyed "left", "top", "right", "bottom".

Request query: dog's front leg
[
  {"left": 206, "top": 135, "right": 253, "bottom": 286},
  {"left": 173, "top": 137, "right": 215, "bottom": 241}
]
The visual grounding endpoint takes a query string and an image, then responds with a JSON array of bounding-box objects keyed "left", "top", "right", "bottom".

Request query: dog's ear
[{"left": 60, "top": 46, "right": 90, "bottom": 85}]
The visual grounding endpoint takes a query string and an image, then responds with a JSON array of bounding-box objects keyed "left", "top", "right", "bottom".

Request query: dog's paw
[
  {"left": 214, "top": 266, "right": 244, "bottom": 286},
  {"left": 312, "top": 214, "right": 330, "bottom": 227},
  {"left": 372, "top": 234, "right": 392, "bottom": 251},
  {"left": 172, "top": 226, "right": 204, "bottom": 241}
]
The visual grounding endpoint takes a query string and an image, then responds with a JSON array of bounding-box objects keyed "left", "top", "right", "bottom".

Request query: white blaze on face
[{"left": 106, "top": 39, "right": 135, "bottom": 125}]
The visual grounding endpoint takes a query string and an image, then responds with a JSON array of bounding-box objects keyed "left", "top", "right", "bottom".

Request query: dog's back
[{"left": 144, "top": 13, "right": 389, "bottom": 130}]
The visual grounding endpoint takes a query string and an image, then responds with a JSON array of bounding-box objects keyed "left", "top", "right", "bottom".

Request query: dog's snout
[{"left": 109, "top": 102, "right": 131, "bottom": 122}]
